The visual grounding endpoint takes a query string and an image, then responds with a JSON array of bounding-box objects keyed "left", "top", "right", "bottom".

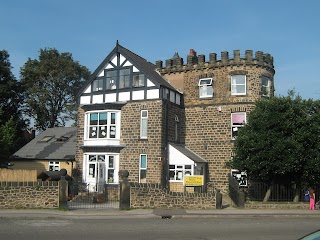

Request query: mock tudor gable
[{"left": 78, "top": 42, "right": 181, "bottom": 106}]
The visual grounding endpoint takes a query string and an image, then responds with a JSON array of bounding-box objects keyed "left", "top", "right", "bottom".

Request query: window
[
  {"left": 261, "top": 76, "right": 271, "bottom": 96},
  {"left": 86, "top": 111, "right": 119, "bottom": 139},
  {"left": 174, "top": 115, "right": 179, "bottom": 141},
  {"left": 169, "top": 164, "right": 192, "bottom": 181},
  {"left": 199, "top": 78, "right": 213, "bottom": 98},
  {"left": 133, "top": 74, "right": 145, "bottom": 87},
  {"left": 140, "top": 110, "right": 148, "bottom": 139},
  {"left": 107, "top": 156, "right": 115, "bottom": 183},
  {"left": 93, "top": 78, "right": 104, "bottom": 91},
  {"left": 49, "top": 161, "right": 60, "bottom": 171},
  {"left": 231, "top": 75, "right": 246, "bottom": 95},
  {"left": 106, "top": 70, "right": 117, "bottom": 90},
  {"left": 119, "top": 69, "right": 130, "bottom": 89},
  {"left": 231, "top": 112, "right": 246, "bottom": 140},
  {"left": 139, "top": 154, "right": 147, "bottom": 183}
]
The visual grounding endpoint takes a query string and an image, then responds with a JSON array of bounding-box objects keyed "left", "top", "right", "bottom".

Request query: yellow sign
[{"left": 184, "top": 175, "right": 204, "bottom": 186}]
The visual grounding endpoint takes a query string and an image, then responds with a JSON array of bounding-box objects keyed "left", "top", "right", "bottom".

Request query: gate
[{"left": 67, "top": 181, "right": 119, "bottom": 209}]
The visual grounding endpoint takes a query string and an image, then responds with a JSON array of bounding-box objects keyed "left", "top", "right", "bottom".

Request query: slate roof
[
  {"left": 12, "top": 127, "right": 77, "bottom": 161},
  {"left": 170, "top": 143, "right": 207, "bottom": 163},
  {"left": 77, "top": 42, "right": 179, "bottom": 98}
]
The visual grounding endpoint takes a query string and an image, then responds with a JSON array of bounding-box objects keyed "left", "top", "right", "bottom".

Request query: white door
[{"left": 86, "top": 155, "right": 106, "bottom": 192}]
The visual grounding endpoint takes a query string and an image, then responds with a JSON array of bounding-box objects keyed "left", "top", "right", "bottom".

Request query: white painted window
[
  {"left": 140, "top": 110, "right": 148, "bottom": 139},
  {"left": 139, "top": 154, "right": 147, "bottom": 183},
  {"left": 49, "top": 161, "right": 60, "bottom": 171},
  {"left": 231, "top": 75, "right": 246, "bottom": 95},
  {"left": 199, "top": 78, "right": 213, "bottom": 98},
  {"left": 261, "top": 76, "right": 271, "bottom": 96},
  {"left": 231, "top": 112, "right": 246, "bottom": 140},
  {"left": 169, "top": 164, "right": 192, "bottom": 182},
  {"left": 85, "top": 111, "right": 119, "bottom": 139}
]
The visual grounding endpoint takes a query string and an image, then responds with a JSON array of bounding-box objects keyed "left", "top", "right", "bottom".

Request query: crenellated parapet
[{"left": 155, "top": 49, "right": 275, "bottom": 74}]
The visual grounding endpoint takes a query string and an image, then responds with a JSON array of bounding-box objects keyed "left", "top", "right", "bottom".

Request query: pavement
[{"left": 0, "top": 207, "right": 320, "bottom": 220}]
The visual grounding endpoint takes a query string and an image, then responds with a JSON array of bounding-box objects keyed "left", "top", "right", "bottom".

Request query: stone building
[{"left": 76, "top": 42, "right": 275, "bottom": 193}]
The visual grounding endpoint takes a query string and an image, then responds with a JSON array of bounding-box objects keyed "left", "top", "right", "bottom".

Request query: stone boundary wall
[
  {"left": 0, "top": 182, "right": 59, "bottom": 209},
  {"left": 130, "top": 183, "right": 216, "bottom": 209}
]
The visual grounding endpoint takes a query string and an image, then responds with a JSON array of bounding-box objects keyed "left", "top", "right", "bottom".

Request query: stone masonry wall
[
  {"left": 0, "top": 182, "right": 59, "bottom": 209},
  {"left": 120, "top": 100, "right": 165, "bottom": 184},
  {"left": 159, "top": 50, "right": 275, "bottom": 193},
  {"left": 130, "top": 182, "right": 216, "bottom": 209}
]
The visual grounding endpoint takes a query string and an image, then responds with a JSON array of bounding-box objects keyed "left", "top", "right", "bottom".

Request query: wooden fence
[{"left": 0, "top": 169, "right": 38, "bottom": 182}]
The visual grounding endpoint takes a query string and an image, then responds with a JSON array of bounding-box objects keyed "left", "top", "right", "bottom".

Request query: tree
[
  {"left": 0, "top": 50, "right": 28, "bottom": 167},
  {"left": 20, "top": 48, "right": 91, "bottom": 131},
  {"left": 228, "top": 92, "right": 320, "bottom": 191}
]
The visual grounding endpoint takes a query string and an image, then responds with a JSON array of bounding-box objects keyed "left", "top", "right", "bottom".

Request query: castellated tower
[{"left": 156, "top": 49, "right": 275, "bottom": 192}]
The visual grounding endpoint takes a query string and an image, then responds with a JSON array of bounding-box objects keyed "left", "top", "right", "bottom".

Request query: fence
[
  {"left": 67, "top": 181, "right": 119, "bottom": 209},
  {"left": 247, "top": 182, "right": 320, "bottom": 202},
  {"left": 0, "top": 169, "right": 37, "bottom": 181}
]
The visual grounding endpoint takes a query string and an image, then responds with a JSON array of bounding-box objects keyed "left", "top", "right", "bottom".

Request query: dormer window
[
  {"left": 261, "top": 76, "right": 271, "bottom": 97},
  {"left": 199, "top": 78, "right": 213, "bottom": 98}
]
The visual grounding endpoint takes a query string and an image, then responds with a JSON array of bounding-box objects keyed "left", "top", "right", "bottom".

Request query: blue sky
[{"left": 1, "top": 0, "right": 320, "bottom": 99}]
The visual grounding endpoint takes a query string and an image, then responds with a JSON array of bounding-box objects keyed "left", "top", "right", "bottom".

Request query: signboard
[
  {"left": 231, "top": 169, "right": 247, "bottom": 187},
  {"left": 184, "top": 175, "right": 204, "bottom": 186}
]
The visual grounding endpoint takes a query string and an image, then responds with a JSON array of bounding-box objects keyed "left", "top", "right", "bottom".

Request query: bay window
[{"left": 85, "top": 111, "right": 119, "bottom": 140}]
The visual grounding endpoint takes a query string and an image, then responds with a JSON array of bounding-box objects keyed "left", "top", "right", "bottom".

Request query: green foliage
[
  {"left": 0, "top": 50, "right": 28, "bottom": 167},
  {"left": 228, "top": 93, "right": 320, "bottom": 187},
  {"left": 20, "top": 48, "right": 90, "bottom": 131}
]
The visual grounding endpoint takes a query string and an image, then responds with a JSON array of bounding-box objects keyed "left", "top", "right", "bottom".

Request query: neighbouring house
[
  {"left": 75, "top": 41, "right": 275, "bottom": 193},
  {"left": 11, "top": 127, "right": 76, "bottom": 176}
]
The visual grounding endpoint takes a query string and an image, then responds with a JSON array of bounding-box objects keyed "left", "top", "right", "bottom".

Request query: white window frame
[
  {"left": 140, "top": 110, "right": 148, "bottom": 139},
  {"left": 231, "top": 75, "right": 246, "bottom": 95},
  {"left": 49, "top": 161, "right": 60, "bottom": 171},
  {"left": 261, "top": 76, "right": 270, "bottom": 97},
  {"left": 231, "top": 112, "right": 246, "bottom": 140},
  {"left": 169, "top": 164, "right": 193, "bottom": 182},
  {"left": 198, "top": 78, "right": 213, "bottom": 98},
  {"left": 85, "top": 110, "right": 120, "bottom": 140},
  {"left": 139, "top": 154, "right": 147, "bottom": 183}
]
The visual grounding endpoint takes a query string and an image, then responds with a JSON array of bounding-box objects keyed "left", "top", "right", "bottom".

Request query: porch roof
[{"left": 169, "top": 143, "right": 207, "bottom": 163}]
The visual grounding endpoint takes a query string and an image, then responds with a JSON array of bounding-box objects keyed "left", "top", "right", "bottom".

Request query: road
[{"left": 0, "top": 217, "right": 319, "bottom": 240}]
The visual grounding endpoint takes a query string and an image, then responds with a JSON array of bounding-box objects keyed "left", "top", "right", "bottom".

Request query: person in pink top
[{"left": 309, "top": 188, "right": 315, "bottom": 210}]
